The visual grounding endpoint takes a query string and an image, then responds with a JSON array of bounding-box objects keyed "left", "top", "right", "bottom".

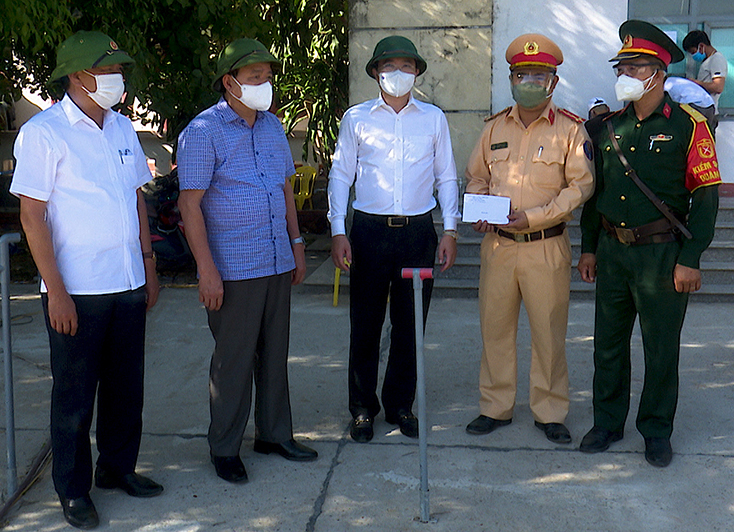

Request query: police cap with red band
[
  {"left": 610, "top": 20, "right": 684, "bottom": 67},
  {"left": 505, "top": 34, "right": 563, "bottom": 70}
]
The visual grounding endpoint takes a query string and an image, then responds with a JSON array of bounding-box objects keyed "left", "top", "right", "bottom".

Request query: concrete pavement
[{"left": 1, "top": 282, "right": 734, "bottom": 531}]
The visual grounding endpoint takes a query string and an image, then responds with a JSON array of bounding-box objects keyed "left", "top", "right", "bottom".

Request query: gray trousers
[{"left": 206, "top": 273, "right": 293, "bottom": 456}]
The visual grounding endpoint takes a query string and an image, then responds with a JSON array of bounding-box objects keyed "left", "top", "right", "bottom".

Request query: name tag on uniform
[
  {"left": 118, "top": 148, "right": 134, "bottom": 164},
  {"left": 490, "top": 142, "right": 508, "bottom": 150},
  {"left": 649, "top": 134, "right": 673, "bottom": 150}
]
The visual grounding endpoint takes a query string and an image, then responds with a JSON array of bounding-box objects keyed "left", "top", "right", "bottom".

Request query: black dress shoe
[
  {"left": 579, "top": 426, "right": 623, "bottom": 453},
  {"left": 94, "top": 468, "right": 164, "bottom": 497},
  {"left": 534, "top": 421, "right": 572, "bottom": 444},
  {"left": 211, "top": 455, "right": 248, "bottom": 483},
  {"left": 350, "top": 414, "right": 374, "bottom": 443},
  {"left": 644, "top": 437, "right": 673, "bottom": 467},
  {"left": 254, "top": 438, "right": 318, "bottom": 462},
  {"left": 465, "top": 415, "right": 512, "bottom": 435},
  {"left": 60, "top": 494, "right": 99, "bottom": 530},
  {"left": 385, "top": 410, "right": 419, "bottom": 439}
]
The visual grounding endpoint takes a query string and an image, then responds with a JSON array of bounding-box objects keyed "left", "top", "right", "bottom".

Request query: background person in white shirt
[
  {"left": 328, "top": 36, "right": 460, "bottom": 444},
  {"left": 683, "top": 30, "right": 727, "bottom": 130},
  {"left": 10, "top": 31, "right": 162, "bottom": 530}
]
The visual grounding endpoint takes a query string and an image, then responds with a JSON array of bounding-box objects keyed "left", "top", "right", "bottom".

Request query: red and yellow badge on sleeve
[{"left": 686, "top": 119, "right": 722, "bottom": 193}]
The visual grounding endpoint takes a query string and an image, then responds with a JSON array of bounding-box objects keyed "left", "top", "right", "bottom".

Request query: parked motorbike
[{"left": 142, "top": 168, "right": 193, "bottom": 271}]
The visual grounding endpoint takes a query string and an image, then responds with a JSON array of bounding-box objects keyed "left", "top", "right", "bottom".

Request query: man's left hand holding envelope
[{"left": 462, "top": 193, "right": 530, "bottom": 233}]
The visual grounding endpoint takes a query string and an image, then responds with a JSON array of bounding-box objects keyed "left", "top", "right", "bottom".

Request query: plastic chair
[{"left": 290, "top": 166, "right": 317, "bottom": 210}]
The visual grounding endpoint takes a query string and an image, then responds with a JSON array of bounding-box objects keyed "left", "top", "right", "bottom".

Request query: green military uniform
[{"left": 580, "top": 22, "right": 722, "bottom": 439}]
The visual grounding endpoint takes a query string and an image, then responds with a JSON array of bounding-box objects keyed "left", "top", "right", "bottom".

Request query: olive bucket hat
[
  {"left": 365, "top": 36, "right": 427, "bottom": 78},
  {"left": 212, "top": 38, "right": 280, "bottom": 91},
  {"left": 49, "top": 31, "right": 134, "bottom": 82}
]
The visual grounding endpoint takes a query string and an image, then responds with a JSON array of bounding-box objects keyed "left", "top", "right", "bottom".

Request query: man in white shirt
[
  {"left": 328, "top": 36, "right": 460, "bottom": 443},
  {"left": 683, "top": 30, "right": 727, "bottom": 129},
  {"left": 11, "top": 31, "right": 162, "bottom": 530}
]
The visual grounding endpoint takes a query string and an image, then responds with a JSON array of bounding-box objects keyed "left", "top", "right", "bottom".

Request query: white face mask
[
  {"left": 614, "top": 73, "right": 657, "bottom": 102},
  {"left": 229, "top": 78, "right": 273, "bottom": 111},
  {"left": 82, "top": 71, "right": 125, "bottom": 110},
  {"left": 379, "top": 70, "right": 415, "bottom": 97}
]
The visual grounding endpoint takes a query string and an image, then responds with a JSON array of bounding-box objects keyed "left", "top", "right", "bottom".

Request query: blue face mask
[{"left": 692, "top": 50, "right": 706, "bottom": 62}]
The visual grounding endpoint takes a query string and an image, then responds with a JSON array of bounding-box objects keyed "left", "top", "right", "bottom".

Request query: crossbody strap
[{"left": 605, "top": 120, "right": 692, "bottom": 239}]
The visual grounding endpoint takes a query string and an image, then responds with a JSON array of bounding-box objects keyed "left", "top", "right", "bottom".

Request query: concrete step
[
  {"left": 453, "top": 236, "right": 734, "bottom": 262},
  {"left": 438, "top": 257, "right": 734, "bottom": 285},
  {"left": 304, "top": 257, "right": 734, "bottom": 301},
  {"left": 309, "top": 198, "right": 734, "bottom": 300}
]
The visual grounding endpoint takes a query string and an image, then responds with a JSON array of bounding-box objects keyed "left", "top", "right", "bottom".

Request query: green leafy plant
[{"left": 0, "top": 0, "right": 348, "bottom": 169}]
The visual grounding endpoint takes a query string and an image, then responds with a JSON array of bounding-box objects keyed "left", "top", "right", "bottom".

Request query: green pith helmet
[
  {"left": 212, "top": 38, "right": 279, "bottom": 91},
  {"left": 365, "top": 36, "right": 427, "bottom": 78},
  {"left": 49, "top": 31, "right": 134, "bottom": 82}
]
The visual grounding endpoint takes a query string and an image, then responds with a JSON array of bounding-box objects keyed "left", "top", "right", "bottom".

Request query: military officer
[
  {"left": 578, "top": 20, "right": 722, "bottom": 467},
  {"left": 464, "top": 34, "right": 594, "bottom": 444}
]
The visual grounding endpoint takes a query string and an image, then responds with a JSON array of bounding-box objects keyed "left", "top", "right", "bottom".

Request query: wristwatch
[{"left": 290, "top": 236, "right": 305, "bottom": 246}]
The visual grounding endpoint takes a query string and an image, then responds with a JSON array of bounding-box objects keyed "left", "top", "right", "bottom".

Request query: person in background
[{"left": 682, "top": 30, "right": 727, "bottom": 131}]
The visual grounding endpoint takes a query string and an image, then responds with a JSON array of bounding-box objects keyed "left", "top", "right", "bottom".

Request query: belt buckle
[
  {"left": 387, "top": 216, "right": 407, "bottom": 228},
  {"left": 615, "top": 227, "right": 637, "bottom": 244},
  {"left": 513, "top": 233, "right": 527, "bottom": 243}
]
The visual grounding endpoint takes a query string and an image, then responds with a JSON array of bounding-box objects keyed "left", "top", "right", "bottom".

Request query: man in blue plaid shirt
[{"left": 178, "top": 38, "right": 318, "bottom": 484}]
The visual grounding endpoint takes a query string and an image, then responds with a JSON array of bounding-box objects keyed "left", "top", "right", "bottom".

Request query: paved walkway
[{"left": 1, "top": 283, "right": 733, "bottom": 531}]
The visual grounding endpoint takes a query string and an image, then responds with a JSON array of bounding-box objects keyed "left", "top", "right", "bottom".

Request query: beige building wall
[{"left": 349, "top": 0, "right": 494, "bottom": 186}]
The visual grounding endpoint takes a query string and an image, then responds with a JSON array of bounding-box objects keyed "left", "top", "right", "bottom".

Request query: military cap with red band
[
  {"left": 505, "top": 34, "right": 563, "bottom": 70},
  {"left": 610, "top": 20, "right": 684, "bottom": 67}
]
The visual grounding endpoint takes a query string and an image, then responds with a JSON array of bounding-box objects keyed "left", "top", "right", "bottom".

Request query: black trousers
[
  {"left": 206, "top": 273, "right": 293, "bottom": 456},
  {"left": 348, "top": 210, "right": 438, "bottom": 419},
  {"left": 43, "top": 287, "right": 147, "bottom": 499}
]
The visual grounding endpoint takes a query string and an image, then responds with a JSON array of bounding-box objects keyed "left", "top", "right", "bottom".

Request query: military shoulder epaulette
[
  {"left": 484, "top": 106, "right": 512, "bottom": 122},
  {"left": 679, "top": 103, "right": 707, "bottom": 123},
  {"left": 558, "top": 108, "right": 584, "bottom": 123}
]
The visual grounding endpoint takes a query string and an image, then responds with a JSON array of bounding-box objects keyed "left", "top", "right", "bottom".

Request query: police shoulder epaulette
[
  {"left": 558, "top": 108, "right": 584, "bottom": 123},
  {"left": 484, "top": 106, "right": 512, "bottom": 122},
  {"left": 679, "top": 103, "right": 707, "bottom": 123}
]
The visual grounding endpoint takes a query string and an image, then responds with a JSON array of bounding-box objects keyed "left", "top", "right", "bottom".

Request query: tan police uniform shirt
[{"left": 465, "top": 101, "right": 594, "bottom": 230}]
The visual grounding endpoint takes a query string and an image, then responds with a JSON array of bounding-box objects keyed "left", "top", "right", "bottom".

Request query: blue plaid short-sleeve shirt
[{"left": 178, "top": 99, "right": 296, "bottom": 281}]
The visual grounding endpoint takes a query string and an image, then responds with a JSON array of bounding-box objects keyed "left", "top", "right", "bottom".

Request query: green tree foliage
[{"left": 0, "top": 0, "right": 348, "bottom": 168}]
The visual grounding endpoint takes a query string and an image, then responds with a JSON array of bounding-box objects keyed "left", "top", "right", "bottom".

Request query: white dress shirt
[
  {"left": 11, "top": 95, "right": 151, "bottom": 295},
  {"left": 327, "top": 94, "right": 460, "bottom": 235}
]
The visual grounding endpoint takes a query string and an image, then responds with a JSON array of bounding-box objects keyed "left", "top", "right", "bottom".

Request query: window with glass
[{"left": 630, "top": 0, "right": 734, "bottom": 117}]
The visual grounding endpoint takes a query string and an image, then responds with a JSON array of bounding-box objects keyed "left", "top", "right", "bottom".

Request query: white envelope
[{"left": 462, "top": 193, "right": 511, "bottom": 224}]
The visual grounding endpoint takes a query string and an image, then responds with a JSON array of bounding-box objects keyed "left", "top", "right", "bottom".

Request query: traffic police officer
[
  {"left": 578, "top": 20, "right": 722, "bottom": 467},
  {"left": 464, "top": 34, "right": 594, "bottom": 444}
]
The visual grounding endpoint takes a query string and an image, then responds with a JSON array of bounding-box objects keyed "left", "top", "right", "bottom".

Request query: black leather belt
[
  {"left": 355, "top": 211, "right": 432, "bottom": 228},
  {"left": 495, "top": 222, "right": 566, "bottom": 243},
  {"left": 601, "top": 216, "right": 679, "bottom": 245},
  {"left": 386, "top": 216, "right": 409, "bottom": 228}
]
